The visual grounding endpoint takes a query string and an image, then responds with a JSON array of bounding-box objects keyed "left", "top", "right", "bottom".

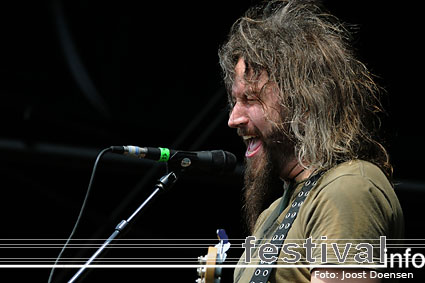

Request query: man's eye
[{"left": 245, "top": 95, "right": 257, "bottom": 102}]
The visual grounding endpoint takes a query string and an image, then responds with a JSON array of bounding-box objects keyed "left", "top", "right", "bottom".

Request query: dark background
[{"left": 0, "top": 0, "right": 424, "bottom": 282}]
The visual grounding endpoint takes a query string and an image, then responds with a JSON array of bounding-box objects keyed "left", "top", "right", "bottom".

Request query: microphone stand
[{"left": 68, "top": 171, "right": 179, "bottom": 283}]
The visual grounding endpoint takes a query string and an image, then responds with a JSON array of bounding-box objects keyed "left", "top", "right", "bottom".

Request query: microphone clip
[{"left": 156, "top": 171, "right": 178, "bottom": 192}]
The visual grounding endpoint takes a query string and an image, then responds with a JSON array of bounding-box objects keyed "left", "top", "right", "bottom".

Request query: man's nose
[{"left": 228, "top": 103, "right": 249, "bottom": 128}]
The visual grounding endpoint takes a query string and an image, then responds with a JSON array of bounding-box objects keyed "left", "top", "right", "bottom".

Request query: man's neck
[
  {"left": 285, "top": 163, "right": 315, "bottom": 182},
  {"left": 294, "top": 168, "right": 315, "bottom": 182}
]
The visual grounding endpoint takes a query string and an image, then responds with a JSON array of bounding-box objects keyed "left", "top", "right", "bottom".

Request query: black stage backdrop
[{"left": 0, "top": 0, "right": 424, "bottom": 282}]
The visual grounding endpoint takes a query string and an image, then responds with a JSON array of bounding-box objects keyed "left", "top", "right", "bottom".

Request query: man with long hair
[{"left": 219, "top": 0, "right": 404, "bottom": 282}]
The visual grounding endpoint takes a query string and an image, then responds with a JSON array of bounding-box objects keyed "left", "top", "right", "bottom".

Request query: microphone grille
[{"left": 211, "top": 150, "right": 237, "bottom": 172}]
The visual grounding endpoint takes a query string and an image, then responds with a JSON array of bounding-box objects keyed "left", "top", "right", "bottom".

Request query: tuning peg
[{"left": 198, "top": 255, "right": 207, "bottom": 263}]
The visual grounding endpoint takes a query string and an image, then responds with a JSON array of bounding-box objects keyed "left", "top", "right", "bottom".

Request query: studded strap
[{"left": 248, "top": 171, "right": 324, "bottom": 283}]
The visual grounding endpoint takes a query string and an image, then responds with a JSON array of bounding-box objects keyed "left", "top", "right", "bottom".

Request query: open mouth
[{"left": 243, "top": 135, "right": 262, "bottom": 158}]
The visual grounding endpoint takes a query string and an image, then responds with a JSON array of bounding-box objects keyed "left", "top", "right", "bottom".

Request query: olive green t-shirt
[{"left": 234, "top": 160, "right": 404, "bottom": 282}]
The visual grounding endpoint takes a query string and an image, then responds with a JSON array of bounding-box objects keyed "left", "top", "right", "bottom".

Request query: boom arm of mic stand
[{"left": 68, "top": 171, "right": 179, "bottom": 283}]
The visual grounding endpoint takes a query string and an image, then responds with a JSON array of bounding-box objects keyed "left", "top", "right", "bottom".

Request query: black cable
[{"left": 47, "top": 147, "right": 112, "bottom": 283}]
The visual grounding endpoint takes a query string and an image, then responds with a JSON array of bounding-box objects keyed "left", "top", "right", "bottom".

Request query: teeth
[{"left": 242, "top": 135, "right": 257, "bottom": 140}]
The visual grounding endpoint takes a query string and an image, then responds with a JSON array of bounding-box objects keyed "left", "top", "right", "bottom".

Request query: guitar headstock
[{"left": 196, "top": 229, "right": 230, "bottom": 283}]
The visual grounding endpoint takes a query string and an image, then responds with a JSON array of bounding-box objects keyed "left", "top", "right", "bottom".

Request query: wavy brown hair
[{"left": 219, "top": 0, "right": 392, "bottom": 177}]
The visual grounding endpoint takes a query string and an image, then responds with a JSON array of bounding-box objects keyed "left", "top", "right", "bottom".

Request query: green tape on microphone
[{"left": 158, "top": 147, "right": 170, "bottom": 162}]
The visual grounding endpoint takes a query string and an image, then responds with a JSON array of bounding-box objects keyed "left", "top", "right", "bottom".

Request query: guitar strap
[{"left": 248, "top": 171, "right": 325, "bottom": 283}]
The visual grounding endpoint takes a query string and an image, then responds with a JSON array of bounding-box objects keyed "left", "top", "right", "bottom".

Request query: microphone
[{"left": 110, "top": 146, "right": 237, "bottom": 173}]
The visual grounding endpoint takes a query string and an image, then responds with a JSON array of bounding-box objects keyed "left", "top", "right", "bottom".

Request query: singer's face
[
  {"left": 228, "top": 58, "right": 284, "bottom": 162},
  {"left": 228, "top": 58, "right": 278, "bottom": 156},
  {"left": 228, "top": 58, "right": 297, "bottom": 178}
]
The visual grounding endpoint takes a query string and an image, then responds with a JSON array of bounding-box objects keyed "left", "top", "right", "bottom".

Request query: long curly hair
[{"left": 219, "top": 0, "right": 392, "bottom": 177}]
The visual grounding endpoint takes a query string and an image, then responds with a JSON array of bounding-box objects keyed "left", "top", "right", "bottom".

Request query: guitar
[{"left": 196, "top": 229, "right": 231, "bottom": 283}]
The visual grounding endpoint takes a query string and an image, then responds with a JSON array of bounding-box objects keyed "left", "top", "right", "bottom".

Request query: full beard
[{"left": 242, "top": 129, "right": 295, "bottom": 234}]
